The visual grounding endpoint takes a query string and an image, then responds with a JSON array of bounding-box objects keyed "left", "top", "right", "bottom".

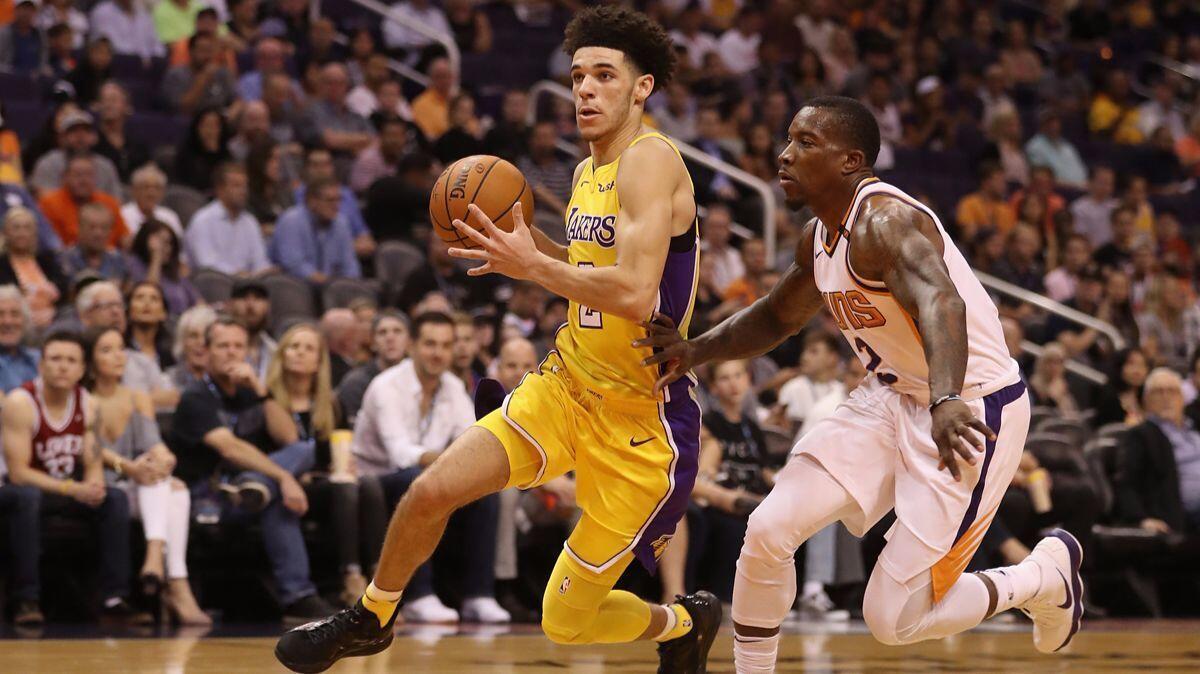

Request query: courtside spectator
[
  {"left": 166, "top": 304, "right": 218, "bottom": 391},
  {"left": 336, "top": 311, "right": 409, "bottom": 426},
  {"left": 0, "top": 286, "right": 38, "bottom": 392},
  {"left": 227, "top": 279, "right": 276, "bottom": 382}
]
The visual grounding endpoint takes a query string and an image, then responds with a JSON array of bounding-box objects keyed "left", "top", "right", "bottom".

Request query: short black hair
[
  {"left": 412, "top": 311, "right": 455, "bottom": 340},
  {"left": 562, "top": 6, "right": 676, "bottom": 93},
  {"left": 42, "top": 330, "right": 86, "bottom": 357},
  {"left": 803, "top": 330, "right": 841, "bottom": 356},
  {"left": 799, "top": 96, "right": 881, "bottom": 167}
]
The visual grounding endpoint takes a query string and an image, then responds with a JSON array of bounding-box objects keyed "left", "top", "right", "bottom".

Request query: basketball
[{"left": 429, "top": 155, "right": 535, "bottom": 249}]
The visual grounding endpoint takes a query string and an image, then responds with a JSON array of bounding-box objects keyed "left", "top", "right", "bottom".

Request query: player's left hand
[
  {"left": 930, "top": 398, "right": 996, "bottom": 482},
  {"left": 447, "top": 203, "right": 540, "bottom": 281}
]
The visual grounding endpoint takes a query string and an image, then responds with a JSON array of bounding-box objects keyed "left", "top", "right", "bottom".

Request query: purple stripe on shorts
[
  {"left": 633, "top": 395, "right": 701, "bottom": 574},
  {"left": 952, "top": 381, "right": 1027, "bottom": 546}
]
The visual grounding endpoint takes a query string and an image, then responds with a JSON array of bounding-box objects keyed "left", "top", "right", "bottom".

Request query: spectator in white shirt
[
  {"left": 715, "top": 8, "right": 762, "bottom": 75},
  {"left": 346, "top": 54, "right": 414, "bottom": 121},
  {"left": 185, "top": 163, "right": 272, "bottom": 276},
  {"left": 668, "top": 6, "right": 717, "bottom": 70},
  {"left": 1043, "top": 234, "right": 1092, "bottom": 303},
  {"left": 351, "top": 311, "right": 509, "bottom": 624},
  {"left": 38, "top": 0, "right": 88, "bottom": 49},
  {"left": 777, "top": 332, "right": 844, "bottom": 442},
  {"left": 121, "top": 165, "right": 183, "bottom": 239},
  {"left": 862, "top": 72, "right": 901, "bottom": 171},
  {"left": 382, "top": 0, "right": 452, "bottom": 56},
  {"left": 700, "top": 204, "right": 743, "bottom": 294},
  {"left": 1136, "top": 78, "right": 1186, "bottom": 141},
  {"left": 89, "top": 0, "right": 164, "bottom": 59}
]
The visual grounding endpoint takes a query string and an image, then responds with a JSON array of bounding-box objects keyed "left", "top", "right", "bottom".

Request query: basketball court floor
[{"left": 1, "top": 618, "right": 1196, "bottom": 673}]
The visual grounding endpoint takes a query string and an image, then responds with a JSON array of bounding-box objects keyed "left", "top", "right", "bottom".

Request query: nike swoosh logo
[
  {"left": 1056, "top": 569, "right": 1073, "bottom": 609},
  {"left": 630, "top": 437, "right": 653, "bottom": 447}
]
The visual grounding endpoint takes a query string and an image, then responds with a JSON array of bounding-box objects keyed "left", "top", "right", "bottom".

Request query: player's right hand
[{"left": 635, "top": 312, "right": 693, "bottom": 394}]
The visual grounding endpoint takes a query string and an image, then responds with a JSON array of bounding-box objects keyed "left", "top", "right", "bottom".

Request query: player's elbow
[{"left": 614, "top": 284, "right": 659, "bottom": 322}]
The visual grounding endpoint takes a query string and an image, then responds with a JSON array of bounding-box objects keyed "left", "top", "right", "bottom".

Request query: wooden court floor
[{"left": 0, "top": 620, "right": 1197, "bottom": 673}]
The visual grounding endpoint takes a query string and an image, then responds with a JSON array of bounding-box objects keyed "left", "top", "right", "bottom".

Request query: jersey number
[
  {"left": 577, "top": 262, "right": 603, "bottom": 329},
  {"left": 854, "top": 337, "right": 898, "bottom": 385}
]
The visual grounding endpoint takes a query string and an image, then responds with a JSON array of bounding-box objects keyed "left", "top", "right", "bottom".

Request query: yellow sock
[
  {"left": 361, "top": 581, "right": 401, "bottom": 628},
  {"left": 654, "top": 603, "right": 694, "bottom": 642}
]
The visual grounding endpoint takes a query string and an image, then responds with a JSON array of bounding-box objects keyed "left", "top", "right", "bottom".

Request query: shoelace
[{"left": 306, "top": 608, "right": 364, "bottom": 643}]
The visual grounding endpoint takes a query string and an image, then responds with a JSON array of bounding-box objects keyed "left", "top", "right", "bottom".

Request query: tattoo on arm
[{"left": 853, "top": 197, "right": 968, "bottom": 400}]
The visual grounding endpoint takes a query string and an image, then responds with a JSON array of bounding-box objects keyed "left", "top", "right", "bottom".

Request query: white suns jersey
[{"left": 811, "top": 178, "right": 1020, "bottom": 404}]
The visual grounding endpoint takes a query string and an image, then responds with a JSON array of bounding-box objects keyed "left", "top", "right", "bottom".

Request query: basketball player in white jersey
[{"left": 641, "top": 97, "right": 1083, "bottom": 671}]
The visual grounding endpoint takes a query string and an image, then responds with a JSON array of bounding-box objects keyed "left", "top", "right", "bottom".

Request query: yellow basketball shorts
[{"left": 476, "top": 351, "right": 701, "bottom": 575}]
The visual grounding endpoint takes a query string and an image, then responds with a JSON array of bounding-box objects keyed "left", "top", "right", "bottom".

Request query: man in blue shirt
[
  {"left": 295, "top": 146, "right": 375, "bottom": 259},
  {"left": 0, "top": 0, "right": 44, "bottom": 74},
  {"left": 58, "top": 203, "right": 129, "bottom": 283},
  {"left": 0, "top": 286, "right": 38, "bottom": 393},
  {"left": 270, "top": 178, "right": 361, "bottom": 283}
]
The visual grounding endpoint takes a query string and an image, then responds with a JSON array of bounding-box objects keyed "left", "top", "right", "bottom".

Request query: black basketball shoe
[
  {"left": 657, "top": 591, "right": 722, "bottom": 674},
  {"left": 275, "top": 599, "right": 397, "bottom": 673}
]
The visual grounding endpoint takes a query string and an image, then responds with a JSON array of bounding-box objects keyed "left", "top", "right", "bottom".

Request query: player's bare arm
[
  {"left": 448, "top": 139, "right": 680, "bottom": 322},
  {"left": 850, "top": 194, "right": 996, "bottom": 481},
  {"left": 638, "top": 218, "right": 825, "bottom": 390}
]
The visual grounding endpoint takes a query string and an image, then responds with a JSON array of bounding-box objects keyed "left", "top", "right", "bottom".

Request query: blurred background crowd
[{"left": 0, "top": 0, "right": 1198, "bottom": 629}]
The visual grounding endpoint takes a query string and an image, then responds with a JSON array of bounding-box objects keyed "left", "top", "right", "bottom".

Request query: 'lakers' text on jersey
[
  {"left": 812, "top": 178, "right": 1020, "bottom": 403},
  {"left": 556, "top": 132, "right": 700, "bottom": 404}
]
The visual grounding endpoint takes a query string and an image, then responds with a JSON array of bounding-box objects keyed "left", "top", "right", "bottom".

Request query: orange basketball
[{"left": 429, "top": 155, "right": 534, "bottom": 249}]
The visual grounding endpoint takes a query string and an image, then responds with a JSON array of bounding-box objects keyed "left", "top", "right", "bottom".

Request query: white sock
[
  {"left": 366, "top": 581, "right": 403, "bottom": 602},
  {"left": 653, "top": 604, "right": 678, "bottom": 641},
  {"left": 734, "top": 633, "right": 780, "bottom": 673},
  {"left": 979, "top": 559, "right": 1043, "bottom": 614}
]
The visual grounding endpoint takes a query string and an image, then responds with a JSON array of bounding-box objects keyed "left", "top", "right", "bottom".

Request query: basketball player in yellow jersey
[{"left": 275, "top": 7, "right": 719, "bottom": 673}]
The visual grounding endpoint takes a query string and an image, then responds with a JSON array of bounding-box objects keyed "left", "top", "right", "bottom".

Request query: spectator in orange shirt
[
  {"left": 714, "top": 238, "right": 772, "bottom": 322},
  {"left": 410, "top": 57, "right": 455, "bottom": 141},
  {"left": 37, "top": 153, "right": 128, "bottom": 248},
  {"left": 954, "top": 162, "right": 1016, "bottom": 241}
]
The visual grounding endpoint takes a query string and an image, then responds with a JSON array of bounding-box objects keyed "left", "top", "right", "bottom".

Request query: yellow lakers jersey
[{"left": 555, "top": 132, "right": 699, "bottom": 404}]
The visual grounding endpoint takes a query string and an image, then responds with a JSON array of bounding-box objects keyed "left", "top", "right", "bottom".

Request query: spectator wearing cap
[
  {"left": 38, "top": 153, "right": 129, "bottom": 248},
  {"left": 121, "top": 165, "right": 184, "bottom": 239},
  {"left": 0, "top": 285, "right": 39, "bottom": 392},
  {"left": 1024, "top": 110, "right": 1088, "bottom": 189},
  {"left": 228, "top": 279, "right": 276, "bottom": 382},
  {"left": 29, "top": 110, "right": 123, "bottom": 198},
  {"left": 58, "top": 202, "right": 129, "bottom": 283},
  {"left": 300, "top": 63, "right": 375, "bottom": 167},
  {"left": 1069, "top": 166, "right": 1118, "bottom": 247},
  {"left": 0, "top": 183, "right": 63, "bottom": 252},
  {"left": 294, "top": 147, "right": 375, "bottom": 258},
  {"left": 153, "top": 0, "right": 203, "bottom": 45},
  {"left": 89, "top": 0, "right": 165, "bottom": 59},
  {"left": 161, "top": 31, "right": 237, "bottom": 114},
  {"left": 269, "top": 178, "right": 362, "bottom": 283},
  {"left": 93, "top": 82, "right": 150, "bottom": 183},
  {"left": 185, "top": 163, "right": 271, "bottom": 276},
  {"left": 0, "top": 0, "right": 45, "bottom": 74},
  {"left": 1116, "top": 368, "right": 1200, "bottom": 538}
]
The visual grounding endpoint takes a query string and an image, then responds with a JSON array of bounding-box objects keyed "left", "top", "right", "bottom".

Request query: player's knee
[
  {"left": 862, "top": 598, "right": 904, "bottom": 646},
  {"left": 540, "top": 592, "right": 589, "bottom": 645},
  {"left": 741, "top": 504, "right": 797, "bottom": 564},
  {"left": 405, "top": 473, "right": 461, "bottom": 515}
]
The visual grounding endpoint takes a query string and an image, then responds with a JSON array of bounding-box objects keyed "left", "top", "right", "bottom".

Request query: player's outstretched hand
[
  {"left": 930, "top": 398, "right": 996, "bottom": 482},
  {"left": 447, "top": 203, "right": 539, "bottom": 281},
  {"left": 634, "top": 312, "right": 693, "bottom": 393}
]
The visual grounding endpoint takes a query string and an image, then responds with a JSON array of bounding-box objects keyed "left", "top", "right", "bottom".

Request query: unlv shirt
[{"left": 15, "top": 379, "right": 88, "bottom": 480}]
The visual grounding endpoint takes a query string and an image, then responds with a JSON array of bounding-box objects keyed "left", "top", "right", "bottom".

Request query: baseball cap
[
  {"left": 57, "top": 109, "right": 94, "bottom": 134},
  {"left": 231, "top": 279, "right": 269, "bottom": 299}
]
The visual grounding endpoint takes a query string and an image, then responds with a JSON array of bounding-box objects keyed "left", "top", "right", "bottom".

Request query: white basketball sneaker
[
  {"left": 1018, "top": 529, "right": 1084, "bottom": 653},
  {"left": 401, "top": 594, "right": 460, "bottom": 624}
]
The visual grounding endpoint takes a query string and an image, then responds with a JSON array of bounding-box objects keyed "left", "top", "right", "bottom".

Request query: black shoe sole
[
  {"left": 659, "top": 590, "right": 723, "bottom": 674},
  {"left": 274, "top": 633, "right": 395, "bottom": 674},
  {"left": 690, "top": 592, "right": 722, "bottom": 674}
]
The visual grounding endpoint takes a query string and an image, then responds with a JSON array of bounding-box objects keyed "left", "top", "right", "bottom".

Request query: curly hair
[{"left": 562, "top": 6, "right": 676, "bottom": 92}]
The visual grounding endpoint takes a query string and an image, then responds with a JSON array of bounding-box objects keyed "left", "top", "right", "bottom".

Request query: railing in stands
[
  {"left": 975, "top": 270, "right": 1124, "bottom": 386},
  {"left": 318, "top": 0, "right": 462, "bottom": 88},
  {"left": 527, "top": 80, "right": 779, "bottom": 260}
]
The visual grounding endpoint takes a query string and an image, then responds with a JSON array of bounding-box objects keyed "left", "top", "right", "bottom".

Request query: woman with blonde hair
[
  {"left": 262, "top": 323, "right": 386, "bottom": 606},
  {"left": 85, "top": 326, "right": 210, "bottom": 625}
]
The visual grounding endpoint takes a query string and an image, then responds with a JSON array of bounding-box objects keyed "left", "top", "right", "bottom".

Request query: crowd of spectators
[{"left": 0, "top": 0, "right": 1199, "bottom": 626}]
